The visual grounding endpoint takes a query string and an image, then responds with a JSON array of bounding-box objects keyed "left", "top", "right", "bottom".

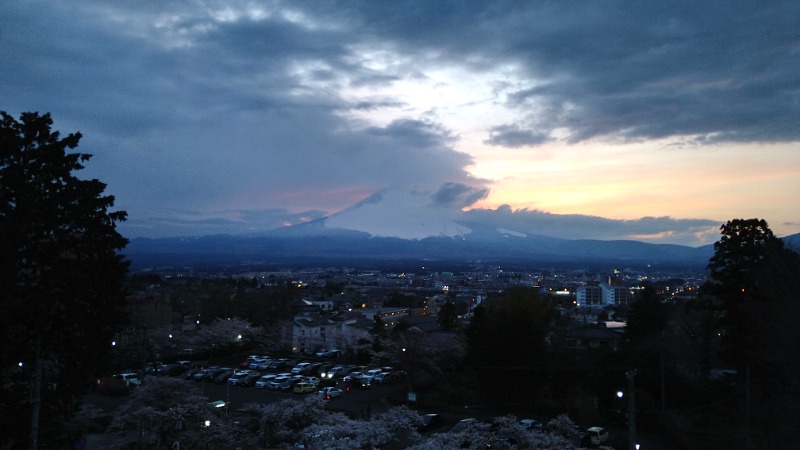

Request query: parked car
[
  {"left": 315, "top": 349, "right": 341, "bottom": 358},
  {"left": 343, "top": 371, "right": 363, "bottom": 382},
  {"left": 98, "top": 376, "right": 130, "bottom": 395},
  {"left": 268, "top": 376, "right": 290, "bottom": 390},
  {"left": 227, "top": 370, "right": 255, "bottom": 386},
  {"left": 256, "top": 360, "right": 273, "bottom": 370},
  {"left": 417, "top": 413, "right": 444, "bottom": 431},
  {"left": 269, "top": 359, "right": 291, "bottom": 369},
  {"left": 355, "top": 376, "right": 371, "bottom": 389},
  {"left": 319, "top": 387, "right": 343, "bottom": 399},
  {"left": 372, "top": 372, "right": 394, "bottom": 384},
  {"left": 212, "top": 371, "right": 230, "bottom": 384},
  {"left": 321, "top": 366, "right": 345, "bottom": 379},
  {"left": 245, "top": 371, "right": 262, "bottom": 386},
  {"left": 184, "top": 368, "right": 200, "bottom": 380},
  {"left": 365, "top": 368, "right": 383, "bottom": 378},
  {"left": 113, "top": 373, "right": 142, "bottom": 388},
  {"left": 293, "top": 382, "right": 316, "bottom": 394},
  {"left": 159, "top": 364, "right": 187, "bottom": 376},
  {"left": 291, "top": 362, "right": 311, "bottom": 374},
  {"left": 584, "top": 427, "right": 609, "bottom": 446},
  {"left": 279, "top": 378, "right": 301, "bottom": 392},
  {"left": 248, "top": 358, "right": 269, "bottom": 370},
  {"left": 193, "top": 366, "right": 220, "bottom": 381},
  {"left": 450, "top": 418, "right": 489, "bottom": 433},
  {"left": 255, "top": 374, "right": 277, "bottom": 389}
]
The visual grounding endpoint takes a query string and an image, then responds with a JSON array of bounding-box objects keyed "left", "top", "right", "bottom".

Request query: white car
[
  {"left": 319, "top": 387, "right": 343, "bottom": 399},
  {"left": 291, "top": 362, "right": 311, "bottom": 374},
  {"left": 343, "top": 371, "right": 363, "bottom": 382},
  {"left": 255, "top": 374, "right": 277, "bottom": 389},
  {"left": 269, "top": 376, "right": 290, "bottom": 390},
  {"left": 248, "top": 358, "right": 268, "bottom": 370},
  {"left": 114, "top": 373, "right": 142, "bottom": 387}
]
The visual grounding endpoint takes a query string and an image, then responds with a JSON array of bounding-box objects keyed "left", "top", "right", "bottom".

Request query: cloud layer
[{"left": 2, "top": 1, "right": 797, "bottom": 244}]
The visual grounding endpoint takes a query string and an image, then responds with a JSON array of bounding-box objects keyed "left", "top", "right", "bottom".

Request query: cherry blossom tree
[{"left": 109, "top": 377, "right": 234, "bottom": 449}]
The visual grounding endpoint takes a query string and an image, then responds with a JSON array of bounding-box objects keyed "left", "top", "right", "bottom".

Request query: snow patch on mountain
[
  {"left": 497, "top": 227, "right": 527, "bottom": 238},
  {"left": 324, "top": 188, "right": 472, "bottom": 239}
]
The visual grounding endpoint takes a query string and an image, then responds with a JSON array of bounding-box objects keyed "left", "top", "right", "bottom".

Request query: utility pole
[
  {"left": 29, "top": 337, "right": 43, "bottom": 450},
  {"left": 626, "top": 369, "right": 637, "bottom": 450}
]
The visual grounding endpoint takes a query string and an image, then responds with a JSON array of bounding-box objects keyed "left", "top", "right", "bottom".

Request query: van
[{"left": 585, "top": 427, "right": 609, "bottom": 445}]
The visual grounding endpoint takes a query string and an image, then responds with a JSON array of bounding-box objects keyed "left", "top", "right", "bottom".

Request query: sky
[{"left": 2, "top": 0, "right": 799, "bottom": 247}]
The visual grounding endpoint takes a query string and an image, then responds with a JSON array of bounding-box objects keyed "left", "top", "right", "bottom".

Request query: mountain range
[{"left": 124, "top": 188, "right": 800, "bottom": 270}]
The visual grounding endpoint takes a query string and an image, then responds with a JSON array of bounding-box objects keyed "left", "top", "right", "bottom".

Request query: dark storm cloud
[
  {"left": 430, "top": 183, "right": 490, "bottom": 208},
  {"left": 331, "top": 0, "right": 800, "bottom": 146},
  {"left": 484, "top": 125, "right": 550, "bottom": 148},
  {"left": 366, "top": 119, "right": 456, "bottom": 148}
]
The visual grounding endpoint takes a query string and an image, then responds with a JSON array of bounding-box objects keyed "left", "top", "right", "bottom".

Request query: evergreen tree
[
  {"left": 436, "top": 300, "right": 458, "bottom": 330},
  {"left": 700, "top": 218, "right": 800, "bottom": 446},
  {"left": 701, "top": 219, "right": 796, "bottom": 365},
  {"left": 464, "top": 287, "right": 553, "bottom": 403},
  {"left": 0, "top": 112, "right": 129, "bottom": 448}
]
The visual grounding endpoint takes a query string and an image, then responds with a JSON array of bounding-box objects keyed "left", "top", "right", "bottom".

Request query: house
[
  {"left": 562, "top": 325, "right": 623, "bottom": 352},
  {"left": 291, "top": 314, "right": 342, "bottom": 354}
]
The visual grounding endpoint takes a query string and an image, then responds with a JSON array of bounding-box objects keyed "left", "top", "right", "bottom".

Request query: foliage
[
  {"left": 436, "top": 300, "right": 458, "bottom": 330},
  {"left": 243, "top": 396, "right": 333, "bottom": 447},
  {"left": 406, "top": 413, "right": 590, "bottom": 450},
  {"left": 372, "top": 313, "right": 386, "bottom": 335},
  {"left": 299, "top": 404, "right": 421, "bottom": 449},
  {"left": 396, "top": 328, "right": 466, "bottom": 386},
  {"left": 465, "top": 287, "right": 554, "bottom": 403},
  {"left": 238, "top": 396, "right": 593, "bottom": 450},
  {"left": 701, "top": 219, "right": 799, "bottom": 363},
  {"left": 109, "top": 377, "right": 233, "bottom": 449},
  {"left": 0, "top": 111, "right": 129, "bottom": 447},
  {"left": 624, "top": 286, "right": 669, "bottom": 344},
  {"left": 183, "top": 317, "right": 263, "bottom": 354},
  {"left": 699, "top": 218, "right": 800, "bottom": 447}
]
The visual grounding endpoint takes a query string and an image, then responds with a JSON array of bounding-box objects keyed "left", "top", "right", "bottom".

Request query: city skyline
[{"left": 2, "top": 1, "right": 798, "bottom": 246}]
